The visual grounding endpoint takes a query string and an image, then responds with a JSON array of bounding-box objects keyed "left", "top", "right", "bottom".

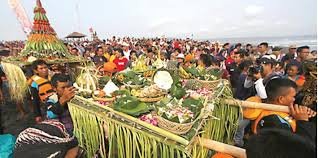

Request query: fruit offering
[{"left": 131, "top": 85, "right": 167, "bottom": 98}]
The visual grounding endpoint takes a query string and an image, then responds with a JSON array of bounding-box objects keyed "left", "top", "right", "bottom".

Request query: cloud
[
  {"left": 224, "top": 26, "right": 239, "bottom": 31},
  {"left": 214, "top": 17, "right": 224, "bottom": 24},
  {"left": 244, "top": 5, "right": 264, "bottom": 17},
  {"left": 148, "top": 18, "right": 174, "bottom": 29},
  {"left": 147, "top": 17, "right": 193, "bottom": 37},
  {"left": 199, "top": 28, "right": 209, "bottom": 32},
  {"left": 274, "top": 20, "right": 288, "bottom": 25},
  {"left": 246, "top": 19, "right": 265, "bottom": 26}
]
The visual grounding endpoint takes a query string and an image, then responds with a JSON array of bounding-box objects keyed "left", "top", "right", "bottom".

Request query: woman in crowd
[
  {"left": 198, "top": 54, "right": 212, "bottom": 69},
  {"left": 113, "top": 48, "right": 128, "bottom": 72}
]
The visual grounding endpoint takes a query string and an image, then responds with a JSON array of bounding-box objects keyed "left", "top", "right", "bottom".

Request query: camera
[{"left": 248, "top": 65, "right": 263, "bottom": 77}]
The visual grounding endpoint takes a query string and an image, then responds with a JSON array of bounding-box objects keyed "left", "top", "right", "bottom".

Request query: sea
[{"left": 207, "top": 35, "right": 317, "bottom": 50}]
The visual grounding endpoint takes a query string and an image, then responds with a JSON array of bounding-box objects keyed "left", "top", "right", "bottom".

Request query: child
[
  {"left": 274, "top": 62, "right": 285, "bottom": 76},
  {"left": 285, "top": 61, "right": 305, "bottom": 90}
]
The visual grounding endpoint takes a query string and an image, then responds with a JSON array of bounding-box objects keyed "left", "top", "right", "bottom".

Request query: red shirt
[
  {"left": 225, "top": 57, "right": 234, "bottom": 67},
  {"left": 173, "top": 41, "right": 180, "bottom": 49},
  {"left": 113, "top": 57, "right": 128, "bottom": 72}
]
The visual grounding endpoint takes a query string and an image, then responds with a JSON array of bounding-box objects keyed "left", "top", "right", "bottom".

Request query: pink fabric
[{"left": 8, "top": 0, "right": 32, "bottom": 34}]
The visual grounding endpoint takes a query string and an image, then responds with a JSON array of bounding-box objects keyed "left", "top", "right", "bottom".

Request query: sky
[{"left": 0, "top": 0, "right": 317, "bottom": 40}]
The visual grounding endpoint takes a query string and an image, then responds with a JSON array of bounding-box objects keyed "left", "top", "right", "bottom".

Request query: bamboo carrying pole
[
  {"left": 224, "top": 99, "right": 290, "bottom": 113},
  {"left": 198, "top": 137, "right": 247, "bottom": 158}
]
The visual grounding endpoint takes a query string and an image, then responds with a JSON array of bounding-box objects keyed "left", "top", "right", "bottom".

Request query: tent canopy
[{"left": 65, "top": 32, "right": 86, "bottom": 38}]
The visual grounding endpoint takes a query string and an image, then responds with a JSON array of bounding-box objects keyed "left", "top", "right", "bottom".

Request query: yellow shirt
[{"left": 104, "top": 52, "right": 116, "bottom": 62}]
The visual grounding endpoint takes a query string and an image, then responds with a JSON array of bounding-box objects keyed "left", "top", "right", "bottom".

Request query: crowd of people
[
  {"left": 0, "top": 41, "right": 25, "bottom": 56},
  {"left": 0, "top": 36, "right": 317, "bottom": 158}
]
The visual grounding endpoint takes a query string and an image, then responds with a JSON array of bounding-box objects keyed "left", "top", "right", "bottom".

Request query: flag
[
  {"left": 8, "top": 0, "right": 32, "bottom": 35},
  {"left": 89, "top": 27, "right": 93, "bottom": 33}
]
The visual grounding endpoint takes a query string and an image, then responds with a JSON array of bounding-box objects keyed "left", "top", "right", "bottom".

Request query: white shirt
[
  {"left": 124, "top": 50, "right": 131, "bottom": 61},
  {"left": 244, "top": 78, "right": 267, "bottom": 99},
  {"left": 254, "top": 78, "right": 267, "bottom": 99}
]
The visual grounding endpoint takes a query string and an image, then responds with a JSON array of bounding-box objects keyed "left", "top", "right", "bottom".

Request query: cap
[
  {"left": 176, "top": 53, "right": 185, "bottom": 59},
  {"left": 289, "top": 44, "right": 297, "bottom": 49},
  {"left": 272, "top": 47, "right": 282, "bottom": 51},
  {"left": 259, "top": 55, "right": 276, "bottom": 64}
]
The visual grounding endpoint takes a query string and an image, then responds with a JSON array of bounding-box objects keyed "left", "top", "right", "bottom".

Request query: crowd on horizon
[{"left": 0, "top": 36, "right": 317, "bottom": 158}]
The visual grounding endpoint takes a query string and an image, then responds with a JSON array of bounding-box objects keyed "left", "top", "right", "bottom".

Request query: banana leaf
[
  {"left": 113, "top": 96, "right": 152, "bottom": 117},
  {"left": 185, "top": 67, "right": 200, "bottom": 77}
]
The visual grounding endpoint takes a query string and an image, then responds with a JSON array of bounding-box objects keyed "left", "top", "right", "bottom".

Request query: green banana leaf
[
  {"left": 113, "top": 96, "right": 152, "bottom": 117},
  {"left": 185, "top": 67, "right": 200, "bottom": 77}
]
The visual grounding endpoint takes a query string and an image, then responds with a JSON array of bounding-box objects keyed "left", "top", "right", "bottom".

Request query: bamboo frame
[
  {"left": 67, "top": 70, "right": 293, "bottom": 158},
  {"left": 224, "top": 99, "right": 289, "bottom": 113},
  {"left": 69, "top": 97, "right": 192, "bottom": 157},
  {"left": 198, "top": 137, "right": 246, "bottom": 158},
  {"left": 72, "top": 95, "right": 190, "bottom": 145},
  {"left": 70, "top": 95, "right": 242, "bottom": 157}
]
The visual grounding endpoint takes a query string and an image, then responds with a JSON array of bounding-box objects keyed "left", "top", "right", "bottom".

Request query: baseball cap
[
  {"left": 258, "top": 55, "right": 276, "bottom": 64},
  {"left": 272, "top": 47, "right": 282, "bottom": 51},
  {"left": 176, "top": 54, "right": 185, "bottom": 59},
  {"left": 289, "top": 44, "right": 297, "bottom": 49}
]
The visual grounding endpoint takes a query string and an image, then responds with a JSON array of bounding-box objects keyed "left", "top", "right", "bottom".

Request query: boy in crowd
[
  {"left": 46, "top": 74, "right": 76, "bottom": 133},
  {"left": 227, "top": 50, "right": 245, "bottom": 92},
  {"left": 29, "top": 60, "right": 54, "bottom": 123},
  {"left": 244, "top": 78, "right": 316, "bottom": 143}
]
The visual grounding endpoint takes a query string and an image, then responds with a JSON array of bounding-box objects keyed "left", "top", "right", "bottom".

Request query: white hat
[
  {"left": 289, "top": 44, "right": 297, "bottom": 49},
  {"left": 122, "top": 42, "right": 129, "bottom": 47},
  {"left": 176, "top": 53, "right": 185, "bottom": 59}
]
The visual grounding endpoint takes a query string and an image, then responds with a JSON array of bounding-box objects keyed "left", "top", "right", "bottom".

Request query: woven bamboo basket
[
  {"left": 92, "top": 95, "right": 116, "bottom": 102},
  {"left": 155, "top": 115, "right": 195, "bottom": 134},
  {"left": 195, "top": 79, "right": 229, "bottom": 90},
  {"left": 137, "top": 95, "right": 164, "bottom": 102},
  {"left": 155, "top": 97, "right": 208, "bottom": 135}
]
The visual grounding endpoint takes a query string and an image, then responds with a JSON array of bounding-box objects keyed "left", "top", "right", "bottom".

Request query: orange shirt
[{"left": 243, "top": 96, "right": 296, "bottom": 134}]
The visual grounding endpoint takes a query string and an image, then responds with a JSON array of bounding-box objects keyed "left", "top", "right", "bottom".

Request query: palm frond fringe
[{"left": 68, "top": 82, "right": 240, "bottom": 158}]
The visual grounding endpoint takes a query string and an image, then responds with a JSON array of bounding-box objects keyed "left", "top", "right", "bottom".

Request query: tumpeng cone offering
[
  {"left": 2, "top": 0, "right": 86, "bottom": 103},
  {"left": 4, "top": 0, "right": 84, "bottom": 66}
]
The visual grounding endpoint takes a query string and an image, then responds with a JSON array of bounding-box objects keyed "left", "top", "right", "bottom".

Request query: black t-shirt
[
  {"left": 263, "top": 72, "right": 282, "bottom": 87},
  {"left": 258, "top": 114, "right": 317, "bottom": 145},
  {"left": 227, "top": 63, "right": 241, "bottom": 88},
  {"left": 93, "top": 56, "right": 107, "bottom": 66}
]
